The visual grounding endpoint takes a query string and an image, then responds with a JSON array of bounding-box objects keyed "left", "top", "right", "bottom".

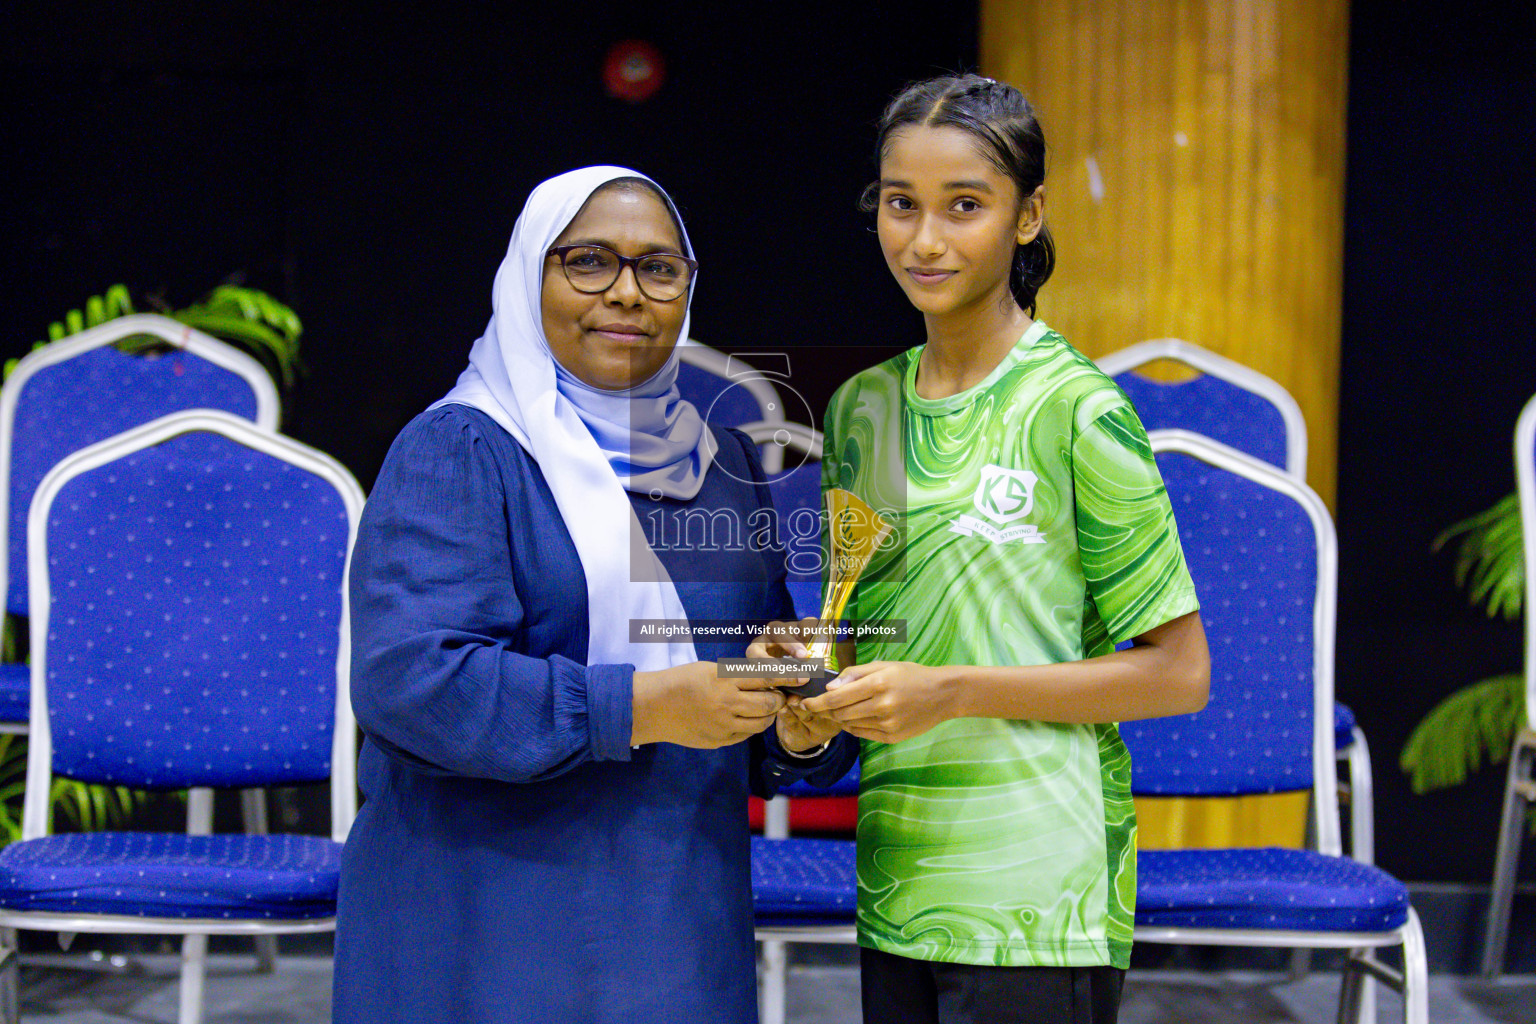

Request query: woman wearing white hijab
[{"left": 334, "top": 167, "right": 855, "bottom": 1023}]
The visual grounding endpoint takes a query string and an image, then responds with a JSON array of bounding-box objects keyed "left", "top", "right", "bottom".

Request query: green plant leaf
[
  {"left": 1400, "top": 674, "right": 1525, "bottom": 793},
  {"left": 1433, "top": 493, "right": 1525, "bottom": 621},
  {"left": 200, "top": 285, "right": 303, "bottom": 342},
  {"left": 18, "top": 283, "right": 301, "bottom": 401},
  {"left": 44, "top": 284, "right": 136, "bottom": 347},
  {"left": 171, "top": 310, "right": 300, "bottom": 388},
  {"left": 0, "top": 728, "right": 157, "bottom": 847}
]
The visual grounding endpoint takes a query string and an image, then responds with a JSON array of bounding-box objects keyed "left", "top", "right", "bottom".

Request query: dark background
[{"left": 2, "top": 1, "right": 1533, "bottom": 886}]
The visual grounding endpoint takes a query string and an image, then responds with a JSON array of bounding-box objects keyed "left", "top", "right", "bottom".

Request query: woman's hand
[
  {"left": 631, "top": 661, "right": 786, "bottom": 749},
  {"left": 800, "top": 661, "right": 959, "bottom": 744},
  {"left": 746, "top": 617, "right": 824, "bottom": 679},
  {"left": 775, "top": 696, "right": 844, "bottom": 754}
]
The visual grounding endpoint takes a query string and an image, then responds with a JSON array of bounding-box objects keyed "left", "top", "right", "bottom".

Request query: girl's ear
[{"left": 1016, "top": 185, "right": 1046, "bottom": 246}]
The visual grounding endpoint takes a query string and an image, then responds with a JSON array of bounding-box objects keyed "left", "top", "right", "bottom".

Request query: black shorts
[{"left": 860, "top": 946, "right": 1125, "bottom": 1024}]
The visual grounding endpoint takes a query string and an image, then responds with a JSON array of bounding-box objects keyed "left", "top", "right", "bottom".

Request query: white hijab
[{"left": 432, "top": 166, "right": 710, "bottom": 672}]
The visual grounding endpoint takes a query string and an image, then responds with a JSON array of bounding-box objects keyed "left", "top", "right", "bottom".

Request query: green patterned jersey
[{"left": 822, "top": 321, "right": 1199, "bottom": 969}]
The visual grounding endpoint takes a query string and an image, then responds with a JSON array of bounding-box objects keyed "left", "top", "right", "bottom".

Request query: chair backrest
[
  {"left": 1516, "top": 393, "right": 1536, "bottom": 732},
  {"left": 1, "top": 314, "right": 280, "bottom": 618},
  {"left": 1120, "top": 429, "right": 1340, "bottom": 855},
  {"left": 738, "top": 419, "right": 823, "bottom": 472},
  {"left": 677, "top": 339, "right": 789, "bottom": 463},
  {"left": 740, "top": 421, "right": 824, "bottom": 621},
  {"left": 1096, "top": 339, "right": 1306, "bottom": 479},
  {"left": 23, "top": 410, "right": 361, "bottom": 843}
]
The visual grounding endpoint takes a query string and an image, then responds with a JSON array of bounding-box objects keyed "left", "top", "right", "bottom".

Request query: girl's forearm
[{"left": 943, "top": 611, "right": 1210, "bottom": 724}]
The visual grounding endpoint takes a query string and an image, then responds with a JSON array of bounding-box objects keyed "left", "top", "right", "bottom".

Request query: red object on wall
[{"left": 603, "top": 40, "right": 666, "bottom": 103}]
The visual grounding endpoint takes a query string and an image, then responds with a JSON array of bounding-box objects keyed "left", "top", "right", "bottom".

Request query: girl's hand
[
  {"left": 775, "top": 695, "right": 844, "bottom": 754},
  {"left": 746, "top": 617, "right": 822, "bottom": 659},
  {"left": 746, "top": 617, "right": 824, "bottom": 687},
  {"left": 800, "top": 661, "right": 959, "bottom": 744}
]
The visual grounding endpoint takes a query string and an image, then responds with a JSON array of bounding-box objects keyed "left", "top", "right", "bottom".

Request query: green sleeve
[{"left": 1073, "top": 401, "right": 1200, "bottom": 643}]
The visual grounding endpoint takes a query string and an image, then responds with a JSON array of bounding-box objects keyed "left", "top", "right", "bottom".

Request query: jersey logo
[{"left": 950, "top": 465, "right": 1046, "bottom": 544}]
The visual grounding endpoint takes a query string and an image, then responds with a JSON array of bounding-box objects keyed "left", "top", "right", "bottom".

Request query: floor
[{"left": 10, "top": 955, "right": 1536, "bottom": 1022}]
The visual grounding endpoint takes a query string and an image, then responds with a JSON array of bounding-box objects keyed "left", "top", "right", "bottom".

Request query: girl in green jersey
[{"left": 758, "top": 75, "right": 1212, "bottom": 1024}]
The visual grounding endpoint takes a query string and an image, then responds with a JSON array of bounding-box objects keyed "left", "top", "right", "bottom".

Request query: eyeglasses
[{"left": 546, "top": 244, "right": 697, "bottom": 302}]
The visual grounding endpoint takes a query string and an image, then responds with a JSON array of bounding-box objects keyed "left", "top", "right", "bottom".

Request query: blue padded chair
[
  {"left": 1097, "top": 339, "right": 1374, "bottom": 867},
  {"left": 0, "top": 314, "right": 279, "bottom": 734},
  {"left": 676, "top": 340, "right": 790, "bottom": 470},
  {"left": 1097, "top": 339, "right": 1306, "bottom": 477},
  {"left": 1483, "top": 391, "right": 1536, "bottom": 977},
  {"left": 1127, "top": 430, "right": 1426, "bottom": 1024},
  {"left": 0, "top": 410, "right": 361, "bottom": 1024}
]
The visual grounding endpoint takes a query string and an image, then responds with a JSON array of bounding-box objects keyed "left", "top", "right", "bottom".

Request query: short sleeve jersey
[{"left": 822, "top": 321, "right": 1199, "bottom": 969}]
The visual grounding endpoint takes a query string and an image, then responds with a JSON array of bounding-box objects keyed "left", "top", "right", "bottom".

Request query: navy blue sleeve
[
  {"left": 759, "top": 727, "right": 860, "bottom": 794},
  {"left": 348, "top": 408, "right": 633, "bottom": 784}
]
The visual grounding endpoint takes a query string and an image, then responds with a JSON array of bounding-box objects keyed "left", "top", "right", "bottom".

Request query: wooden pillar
[
  {"left": 981, "top": 0, "right": 1348, "bottom": 507},
  {"left": 982, "top": 0, "right": 1349, "bottom": 849}
]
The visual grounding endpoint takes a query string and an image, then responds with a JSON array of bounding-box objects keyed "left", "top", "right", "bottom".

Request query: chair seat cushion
[
  {"left": 0, "top": 663, "right": 28, "bottom": 723},
  {"left": 0, "top": 832, "right": 341, "bottom": 919},
  {"left": 751, "top": 836, "right": 856, "bottom": 921},
  {"left": 1136, "top": 847, "right": 1408, "bottom": 932},
  {"left": 1335, "top": 702, "right": 1357, "bottom": 752}
]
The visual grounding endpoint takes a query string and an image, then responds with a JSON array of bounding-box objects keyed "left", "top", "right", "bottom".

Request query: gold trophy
[{"left": 784, "top": 488, "right": 894, "bottom": 696}]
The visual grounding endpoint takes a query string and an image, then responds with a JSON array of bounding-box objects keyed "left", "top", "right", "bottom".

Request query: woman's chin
[{"left": 572, "top": 357, "right": 667, "bottom": 392}]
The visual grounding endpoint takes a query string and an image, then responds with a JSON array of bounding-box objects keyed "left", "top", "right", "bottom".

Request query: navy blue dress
[{"left": 334, "top": 405, "right": 853, "bottom": 1024}]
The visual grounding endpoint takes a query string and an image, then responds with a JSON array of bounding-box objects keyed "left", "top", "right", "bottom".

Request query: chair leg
[
  {"left": 240, "top": 789, "right": 278, "bottom": 974},
  {"left": 759, "top": 939, "right": 787, "bottom": 1024},
  {"left": 186, "top": 788, "right": 214, "bottom": 835},
  {"left": 1482, "top": 732, "right": 1535, "bottom": 978},
  {"left": 1336, "top": 955, "right": 1363, "bottom": 1024},
  {"left": 1357, "top": 972, "right": 1377, "bottom": 1024},
  {"left": 179, "top": 933, "right": 207, "bottom": 1024},
  {"left": 0, "top": 927, "right": 18, "bottom": 1024},
  {"left": 1401, "top": 907, "right": 1428, "bottom": 1024},
  {"left": 1335, "top": 951, "right": 1383, "bottom": 1024},
  {"left": 1342, "top": 725, "right": 1379, "bottom": 1019}
]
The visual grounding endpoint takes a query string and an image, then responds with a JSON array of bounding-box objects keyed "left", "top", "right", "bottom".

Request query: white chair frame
[
  {"left": 0, "top": 315, "right": 280, "bottom": 737},
  {"left": 1096, "top": 338, "right": 1308, "bottom": 478},
  {"left": 1482, "top": 392, "right": 1536, "bottom": 978},
  {"left": 0, "top": 318, "right": 284, "bottom": 969},
  {"left": 1140, "top": 430, "right": 1426, "bottom": 1024},
  {"left": 737, "top": 419, "right": 823, "bottom": 465},
  {"left": 0, "top": 411, "right": 361, "bottom": 1024},
  {"left": 676, "top": 339, "right": 790, "bottom": 471}
]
